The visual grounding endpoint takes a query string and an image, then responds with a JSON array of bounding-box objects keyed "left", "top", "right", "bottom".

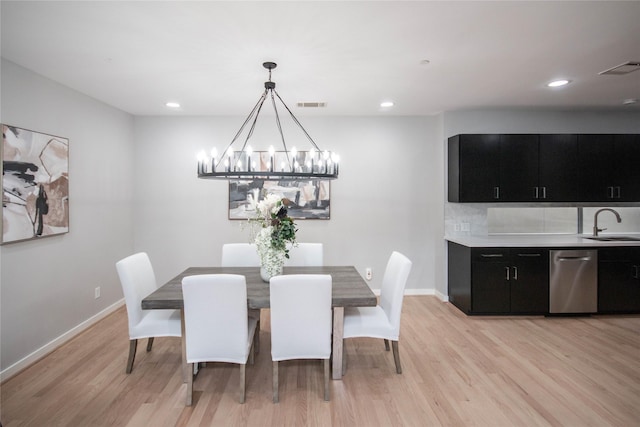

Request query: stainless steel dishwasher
[{"left": 549, "top": 250, "right": 597, "bottom": 314}]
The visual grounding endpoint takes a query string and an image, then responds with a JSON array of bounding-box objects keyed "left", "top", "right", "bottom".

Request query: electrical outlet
[
  {"left": 461, "top": 222, "right": 470, "bottom": 232},
  {"left": 365, "top": 267, "right": 372, "bottom": 280},
  {"left": 454, "top": 223, "right": 461, "bottom": 232},
  {"left": 94, "top": 286, "right": 101, "bottom": 299}
]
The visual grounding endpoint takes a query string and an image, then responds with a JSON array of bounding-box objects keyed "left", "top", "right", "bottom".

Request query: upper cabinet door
[
  {"left": 539, "top": 134, "right": 578, "bottom": 202},
  {"left": 578, "top": 134, "right": 640, "bottom": 202},
  {"left": 614, "top": 134, "right": 640, "bottom": 202},
  {"left": 449, "top": 134, "right": 500, "bottom": 202},
  {"left": 499, "top": 134, "right": 539, "bottom": 202},
  {"left": 577, "top": 134, "right": 616, "bottom": 202}
]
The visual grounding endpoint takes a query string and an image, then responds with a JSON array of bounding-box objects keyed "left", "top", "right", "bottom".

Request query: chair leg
[
  {"left": 391, "top": 340, "right": 402, "bottom": 374},
  {"left": 255, "top": 320, "right": 260, "bottom": 354},
  {"left": 324, "top": 359, "right": 330, "bottom": 401},
  {"left": 146, "top": 337, "right": 154, "bottom": 352},
  {"left": 272, "top": 361, "right": 279, "bottom": 403},
  {"left": 342, "top": 339, "right": 347, "bottom": 375},
  {"left": 384, "top": 339, "right": 390, "bottom": 351},
  {"left": 250, "top": 309, "right": 260, "bottom": 354},
  {"left": 126, "top": 339, "right": 138, "bottom": 374},
  {"left": 249, "top": 340, "right": 255, "bottom": 365},
  {"left": 239, "top": 364, "right": 246, "bottom": 404},
  {"left": 186, "top": 362, "right": 194, "bottom": 406}
]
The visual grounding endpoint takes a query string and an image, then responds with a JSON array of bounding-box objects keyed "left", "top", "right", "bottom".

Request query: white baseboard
[
  {"left": 1, "top": 299, "right": 125, "bottom": 382},
  {"left": 372, "top": 288, "right": 448, "bottom": 301}
]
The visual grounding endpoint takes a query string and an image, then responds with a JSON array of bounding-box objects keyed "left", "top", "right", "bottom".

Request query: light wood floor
[{"left": 2, "top": 296, "right": 640, "bottom": 426}]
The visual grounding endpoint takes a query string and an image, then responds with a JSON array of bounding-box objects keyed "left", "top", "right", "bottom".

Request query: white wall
[
  {"left": 1, "top": 59, "right": 135, "bottom": 376},
  {"left": 132, "top": 115, "right": 444, "bottom": 296}
]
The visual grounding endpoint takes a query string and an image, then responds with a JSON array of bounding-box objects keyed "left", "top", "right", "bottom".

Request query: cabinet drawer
[{"left": 472, "top": 249, "right": 508, "bottom": 262}]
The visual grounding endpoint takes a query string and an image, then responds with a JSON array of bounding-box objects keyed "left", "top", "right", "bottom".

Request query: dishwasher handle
[{"left": 557, "top": 256, "right": 592, "bottom": 262}]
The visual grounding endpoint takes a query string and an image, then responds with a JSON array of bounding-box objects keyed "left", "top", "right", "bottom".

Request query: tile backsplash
[{"left": 446, "top": 203, "right": 640, "bottom": 236}]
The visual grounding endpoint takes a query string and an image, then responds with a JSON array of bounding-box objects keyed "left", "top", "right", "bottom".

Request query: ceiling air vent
[
  {"left": 297, "top": 102, "right": 327, "bottom": 108},
  {"left": 599, "top": 61, "right": 640, "bottom": 75}
]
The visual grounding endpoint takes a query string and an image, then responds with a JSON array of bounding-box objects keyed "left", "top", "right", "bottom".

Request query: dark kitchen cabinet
[
  {"left": 577, "top": 134, "right": 640, "bottom": 202},
  {"left": 498, "top": 134, "right": 539, "bottom": 201},
  {"left": 448, "top": 134, "right": 578, "bottom": 202},
  {"left": 538, "top": 134, "right": 578, "bottom": 202},
  {"left": 448, "top": 134, "right": 500, "bottom": 202},
  {"left": 598, "top": 247, "right": 640, "bottom": 313},
  {"left": 448, "top": 242, "right": 549, "bottom": 314}
]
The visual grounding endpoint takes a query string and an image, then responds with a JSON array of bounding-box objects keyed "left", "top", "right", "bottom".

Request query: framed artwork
[
  {"left": 2, "top": 124, "right": 69, "bottom": 244},
  {"left": 229, "top": 179, "right": 330, "bottom": 220}
]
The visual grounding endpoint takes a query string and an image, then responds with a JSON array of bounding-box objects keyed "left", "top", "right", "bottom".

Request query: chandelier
[{"left": 196, "top": 62, "right": 339, "bottom": 181}]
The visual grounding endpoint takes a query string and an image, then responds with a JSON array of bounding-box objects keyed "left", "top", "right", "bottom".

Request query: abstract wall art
[
  {"left": 229, "top": 179, "right": 330, "bottom": 220},
  {"left": 2, "top": 124, "right": 69, "bottom": 244}
]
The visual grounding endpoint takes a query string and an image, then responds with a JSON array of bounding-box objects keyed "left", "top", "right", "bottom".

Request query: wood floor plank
[{"left": 2, "top": 297, "right": 640, "bottom": 426}]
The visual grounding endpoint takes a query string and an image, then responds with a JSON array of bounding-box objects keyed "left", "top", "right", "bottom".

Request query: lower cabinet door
[
  {"left": 472, "top": 261, "right": 510, "bottom": 313},
  {"left": 599, "top": 260, "right": 640, "bottom": 313},
  {"left": 510, "top": 251, "right": 549, "bottom": 314}
]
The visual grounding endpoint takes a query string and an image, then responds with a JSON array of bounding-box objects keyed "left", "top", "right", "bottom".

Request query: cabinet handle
[
  {"left": 513, "top": 266, "right": 518, "bottom": 280},
  {"left": 505, "top": 267, "right": 510, "bottom": 280},
  {"left": 541, "top": 187, "right": 547, "bottom": 199},
  {"left": 480, "top": 254, "right": 504, "bottom": 258},
  {"left": 615, "top": 186, "right": 621, "bottom": 199},
  {"left": 494, "top": 186, "right": 500, "bottom": 199},
  {"left": 534, "top": 187, "right": 539, "bottom": 199},
  {"left": 517, "top": 253, "right": 541, "bottom": 257},
  {"left": 634, "top": 265, "right": 639, "bottom": 280},
  {"left": 608, "top": 186, "right": 614, "bottom": 199}
]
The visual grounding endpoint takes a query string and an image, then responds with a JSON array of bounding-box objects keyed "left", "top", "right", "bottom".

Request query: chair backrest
[
  {"left": 221, "top": 243, "right": 261, "bottom": 267},
  {"left": 284, "top": 243, "right": 323, "bottom": 266},
  {"left": 379, "top": 251, "right": 413, "bottom": 336},
  {"left": 182, "top": 274, "right": 249, "bottom": 364},
  {"left": 116, "top": 252, "right": 158, "bottom": 332},
  {"left": 270, "top": 274, "right": 332, "bottom": 361}
]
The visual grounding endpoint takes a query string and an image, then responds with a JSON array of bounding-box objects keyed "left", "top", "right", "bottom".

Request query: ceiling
[{"left": 2, "top": 1, "right": 640, "bottom": 116}]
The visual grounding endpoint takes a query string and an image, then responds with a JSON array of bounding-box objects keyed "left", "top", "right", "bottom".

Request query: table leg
[
  {"left": 181, "top": 309, "right": 188, "bottom": 383},
  {"left": 332, "top": 307, "right": 344, "bottom": 380}
]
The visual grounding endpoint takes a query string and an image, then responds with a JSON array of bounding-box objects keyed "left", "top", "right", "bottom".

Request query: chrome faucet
[{"left": 593, "top": 208, "right": 622, "bottom": 236}]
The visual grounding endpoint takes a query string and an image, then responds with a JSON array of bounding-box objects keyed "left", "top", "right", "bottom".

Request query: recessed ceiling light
[
  {"left": 165, "top": 102, "right": 181, "bottom": 108},
  {"left": 623, "top": 98, "right": 638, "bottom": 105},
  {"left": 380, "top": 101, "right": 394, "bottom": 108},
  {"left": 547, "top": 79, "right": 570, "bottom": 88},
  {"left": 420, "top": 59, "right": 431, "bottom": 66}
]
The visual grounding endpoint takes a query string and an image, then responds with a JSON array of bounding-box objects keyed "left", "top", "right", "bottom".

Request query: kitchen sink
[{"left": 584, "top": 236, "right": 640, "bottom": 242}]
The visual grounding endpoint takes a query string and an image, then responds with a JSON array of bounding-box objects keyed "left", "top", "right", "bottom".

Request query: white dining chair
[
  {"left": 270, "top": 274, "right": 332, "bottom": 402},
  {"left": 221, "top": 243, "right": 261, "bottom": 267},
  {"left": 284, "top": 243, "right": 323, "bottom": 266},
  {"left": 116, "top": 252, "right": 182, "bottom": 374},
  {"left": 182, "top": 274, "right": 257, "bottom": 405},
  {"left": 342, "top": 251, "right": 412, "bottom": 375},
  {"left": 220, "top": 242, "right": 262, "bottom": 353}
]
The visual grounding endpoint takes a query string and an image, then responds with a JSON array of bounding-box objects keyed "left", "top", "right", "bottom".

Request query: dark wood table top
[{"left": 141, "top": 266, "right": 377, "bottom": 310}]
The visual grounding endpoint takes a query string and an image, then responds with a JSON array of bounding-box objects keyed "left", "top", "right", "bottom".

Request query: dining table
[{"left": 141, "top": 265, "right": 377, "bottom": 380}]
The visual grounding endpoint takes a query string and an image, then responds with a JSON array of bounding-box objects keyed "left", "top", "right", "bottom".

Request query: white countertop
[{"left": 446, "top": 234, "right": 640, "bottom": 247}]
